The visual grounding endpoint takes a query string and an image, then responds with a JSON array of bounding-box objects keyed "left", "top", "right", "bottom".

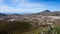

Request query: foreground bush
[{"left": 0, "top": 21, "right": 32, "bottom": 33}]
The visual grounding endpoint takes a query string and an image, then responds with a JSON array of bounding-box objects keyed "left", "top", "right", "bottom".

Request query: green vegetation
[
  {"left": 0, "top": 21, "right": 32, "bottom": 34},
  {"left": 0, "top": 21, "right": 60, "bottom": 34}
]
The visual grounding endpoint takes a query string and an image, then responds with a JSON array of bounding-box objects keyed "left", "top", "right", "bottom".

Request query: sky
[{"left": 0, "top": 0, "right": 60, "bottom": 14}]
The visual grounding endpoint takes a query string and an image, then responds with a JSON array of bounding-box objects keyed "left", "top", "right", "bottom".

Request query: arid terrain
[{"left": 0, "top": 10, "right": 60, "bottom": 34}]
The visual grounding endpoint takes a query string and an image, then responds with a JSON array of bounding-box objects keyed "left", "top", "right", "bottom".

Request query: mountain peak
[{"left": 42, "top": 10, "right": 51, "bottom": 12}]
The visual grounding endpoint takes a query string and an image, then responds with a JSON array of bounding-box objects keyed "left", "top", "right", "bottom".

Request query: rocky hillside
[
  {"left": 0, "top": 10, "right": 60, "bottom": 34},
  {"left": 0, "top": 10, "right": 60, "bottom": 27},
  {"left": 0, "top": 10, "right": 60, "bottom": 25}
]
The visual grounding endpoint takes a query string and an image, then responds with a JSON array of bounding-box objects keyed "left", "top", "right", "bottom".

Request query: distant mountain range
[
  {"left": 36, "top": 10, "right": 60, "bottom": 16},
  {"left": 0, "top": 13, "right": 7, "bottom": 17},
  {"left": 0, "top": 10, "right": 60, "bottom": 16}
]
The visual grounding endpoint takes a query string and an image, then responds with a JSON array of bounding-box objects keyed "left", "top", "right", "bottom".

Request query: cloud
[
  {"left": 11, "top": 0, "right": 26, "bottom": 3},
  {"left": 0, "top": 0, "right": 46, "bottom": 14},
  {"left": 18, "top": 3, "right": 44, "bottom": 8},
  {"left": 20, "top": 0, "right": 27, "bottom": 3},
  {"left": 0, "top": 5, "right": 9, "bottom": 9}
]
